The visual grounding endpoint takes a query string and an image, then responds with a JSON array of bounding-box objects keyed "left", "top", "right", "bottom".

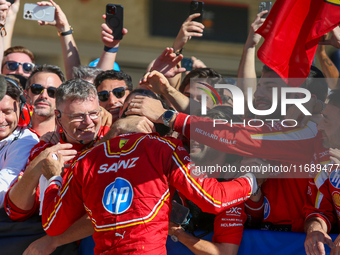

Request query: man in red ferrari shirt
[{"left": 40, "top": 89, "right": 260, "bottom": 255}]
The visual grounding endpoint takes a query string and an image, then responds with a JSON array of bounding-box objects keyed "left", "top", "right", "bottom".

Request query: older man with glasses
[
  {"left": 94, "top": 70, "right": 132, "bottom": 122},
  {"left": 5, "top": 78, "right": 111, "bottom": 252}
]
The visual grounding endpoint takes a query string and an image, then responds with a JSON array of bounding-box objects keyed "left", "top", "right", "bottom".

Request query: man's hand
[
  {"left": 101, "top": 14, "right": 128, "bottom": 48},
  {"left": 173, "top": 13, "right": 204, "bottom": 51},
  {"left": 150, "top": 48, "right": 186, "bottom": 78},
  {"left": 168, "top": 221, "right": 184, "bottom": 236},
  {"left": 330, "top": 148, "right": 340, "bottom": 164},
  {"left": 100, "top": 106, "right": 113, "bottom": 127},
  {"left": 245, "top": 10, "right": 268, "bottom": 48},
  {"left": 305, "top": 230, "right": 334, "bottom": 255},
  {"left": 305, "top": 218, "right": 335, "bottom": 255},
  {"left": 96, "top": 116, "right": 155, "bottom": 145},
  {"left": 7, "top": 0, "right": 19, "bottom": 18},
  {"left": 27, "top": 143, "right": 76, "bottom": 177},
  {"left": 0, "top": 0, "right": 11, "bottom": 25},
  {"left": 240, "top": 157, "right": 269, "bottom": 187},
  {"left": 23, "top": 235, "right": 57, "bottom": 255},
  {"left": 191, "top": 56, "right": 206, "bottom": 69},
  {"left": 36, "top": 0, "right": 70, "bottom": 32},
  {"left": 140, "top": 70, "right": 172, "bottom": 95},
  {"left": 125, "top": 95, "right": 166, "bottom": 124},
  {"left": 42, "top": 151, "right": 65, "bottom": 180},
  {"left": 331, "top": 234, "right": 340, "bottom": 255},
  {"left": 319, "top": 26, "right": 340, "bottom": 49}
]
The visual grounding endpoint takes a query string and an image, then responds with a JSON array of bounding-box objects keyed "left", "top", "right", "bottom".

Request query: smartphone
[
  {"left": 23, "top": 3, "right": 55, "bottom": 22},
  {"left": 189, "top": 1, "right": 204, "bottom": 23},
  {"left": 258, "top": 1, "right": 272, "bottom": 18},
  {"left": 182, "top": 58, "right": 193, "bottom": 72},
  {"left": 106, "top": 4, "right": 124, "bottom": 40},
  {"left": 170, "top": 201, "right": 190, "bottom": 225},
  {"left": 7, "top": 0, "right": 15, "bottom": 4}
]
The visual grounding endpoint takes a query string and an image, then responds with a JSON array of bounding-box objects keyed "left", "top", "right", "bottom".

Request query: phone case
[
  {"left": 170, "top": 201, "right": 190, "bottom": 225},
  {"left": 106, "top": 4, "right": 124, "bottom": 40},
  {"left": 182, "top": 58, "right": 193, "bottom": 71},
  {"left": 7, "top": 0, "right": 15, "bottom": 4},
  {"left": 189, "top": 1, "right": 204, "bottom": 23},
  {"left": 23, "top": 3, "right": 55, "bottom": 22},
  {"left": 258, "top": 1, "right": 272, "bottom": 18}
]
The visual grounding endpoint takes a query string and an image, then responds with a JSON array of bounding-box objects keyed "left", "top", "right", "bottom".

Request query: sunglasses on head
[
  {"left": 29, "top": 84, "right": 57, "bottom": 98},
  {"left": 4, "top": 61, "right": 35, "bottom": 73},
  {"left": 97, "top": 87, "right": 127, "bottom": 102}
]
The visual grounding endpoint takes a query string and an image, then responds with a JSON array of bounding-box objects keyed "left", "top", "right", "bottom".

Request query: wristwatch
[{"left": 162, "top": 110, "right": 177, "bottom": 127}]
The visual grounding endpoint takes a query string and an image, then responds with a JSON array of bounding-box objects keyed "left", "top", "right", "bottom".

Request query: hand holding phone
[
  {"left": 258, "top": 1, "right": 272, "bottom": 18},
  {"left": 106, "top": 4, "right": 124, "bottom": 40},
  {"left": 189, "top": 1, "right": 204, "bottom": 23},
  {"left": 23, "top": 3, "right": 55, "bottom": 22}
]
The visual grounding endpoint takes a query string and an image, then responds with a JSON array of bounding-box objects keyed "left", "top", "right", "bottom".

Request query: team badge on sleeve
[
  {"left": 102, "top": 177, "right": 133, "bottom": 214},
  {"left": 264, "top": 197, "right": 270, "bottom": 220},
  {"left": 330, "top": 169, "right": 340, "bottom": 189}
]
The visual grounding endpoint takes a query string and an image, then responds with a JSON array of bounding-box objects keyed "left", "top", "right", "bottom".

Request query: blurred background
[{"left": 11, "top": 0, "right": 339, "bottom": 85}]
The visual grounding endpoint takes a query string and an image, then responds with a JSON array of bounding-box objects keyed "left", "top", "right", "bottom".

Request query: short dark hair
[
  {"left": 4, "top": 76, "right": 21, "bottom": 102},
  {"left": 120, "top": 89, "right": 171, "bottom": 136},
  {"left": 94, "top": 70, "right": 133, "bottom": 91},
  {"left": 72, "top": 65, "right": 103, "bottom": 81},
  {"left": 328, "top": 89, "right": 340, "bottom": 109},
  {"left": 261, "top": 65, "right": 274, "bottom": 74},
  {"left": 179, "top": 68, "right": 223, "bottom": 94},
  {"left": 25, "top": 65, "right": 65, "bottom": 90}
]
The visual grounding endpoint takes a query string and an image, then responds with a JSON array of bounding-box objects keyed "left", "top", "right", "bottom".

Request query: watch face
[{"left": 164, "top": 110, "right": 174, "bottom": 119}]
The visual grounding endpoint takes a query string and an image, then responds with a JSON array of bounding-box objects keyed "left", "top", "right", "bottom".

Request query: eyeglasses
[
  {"left": 29, "top": 84, "right": 57, "bottom": 98},
  {"left": 97, "top": 87, "right": 127, "bottom": 102},
  {"left": 4, "top": 61, "right": 35, "bottom": 73},
  {"left": 60, "top": 109, "right": 101, "bottom": 122}
]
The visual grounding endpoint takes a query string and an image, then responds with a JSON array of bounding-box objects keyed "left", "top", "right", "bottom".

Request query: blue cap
[{"left": 89, "top": 58, "right": 120, "bottom": 71}]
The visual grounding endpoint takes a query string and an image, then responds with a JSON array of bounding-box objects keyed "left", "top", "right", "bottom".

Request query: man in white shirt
[{"left": 0, "top": 76, "right": 39, "bottom": 207}]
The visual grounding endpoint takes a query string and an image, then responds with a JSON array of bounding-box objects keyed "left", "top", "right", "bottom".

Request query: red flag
[{"left": 256, "top": 0, "right": 340, "bottom": 86}]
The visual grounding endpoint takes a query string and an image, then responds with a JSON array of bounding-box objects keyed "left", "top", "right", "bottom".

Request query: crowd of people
[{"left": 0, "top": 0, "right": 340, "bottom": 254}]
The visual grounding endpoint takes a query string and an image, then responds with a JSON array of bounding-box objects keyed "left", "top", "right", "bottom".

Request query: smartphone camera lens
[
  {"left": 29, "top": 15, "right": 32, "bottom": 18},
  {"left": 191, "top": 2, "right": 198, "bottom": 10},
  {"left": 108, "top": 6, "right": 116, "bottom": 15},
  {"left": 24, "top": 14, "right": 28, "bottom": 18}
]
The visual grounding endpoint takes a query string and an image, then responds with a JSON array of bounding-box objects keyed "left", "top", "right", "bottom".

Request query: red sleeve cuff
[
  {"left": 173, "top": 113, "right": 190, "bottom": 138},
  {"left": 245, "top": 195, "right": 264, "bottom": 211},
  {"left": 4, "top": 192, "right": 39, "bottom": 221},
  {"left": 305, "top": 213, "right": 332, "bottom": 233}
]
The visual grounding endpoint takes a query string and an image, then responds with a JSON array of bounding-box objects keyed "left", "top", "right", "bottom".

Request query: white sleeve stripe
[
  {"left": 182, "top": 115, "right": 190, "bottom": 136},
  {"left": 48, "top": 176, "right": 63, "bottom": 187},
  {"left": 245, "top": 202, "right": 264, "bottom": 211}
]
